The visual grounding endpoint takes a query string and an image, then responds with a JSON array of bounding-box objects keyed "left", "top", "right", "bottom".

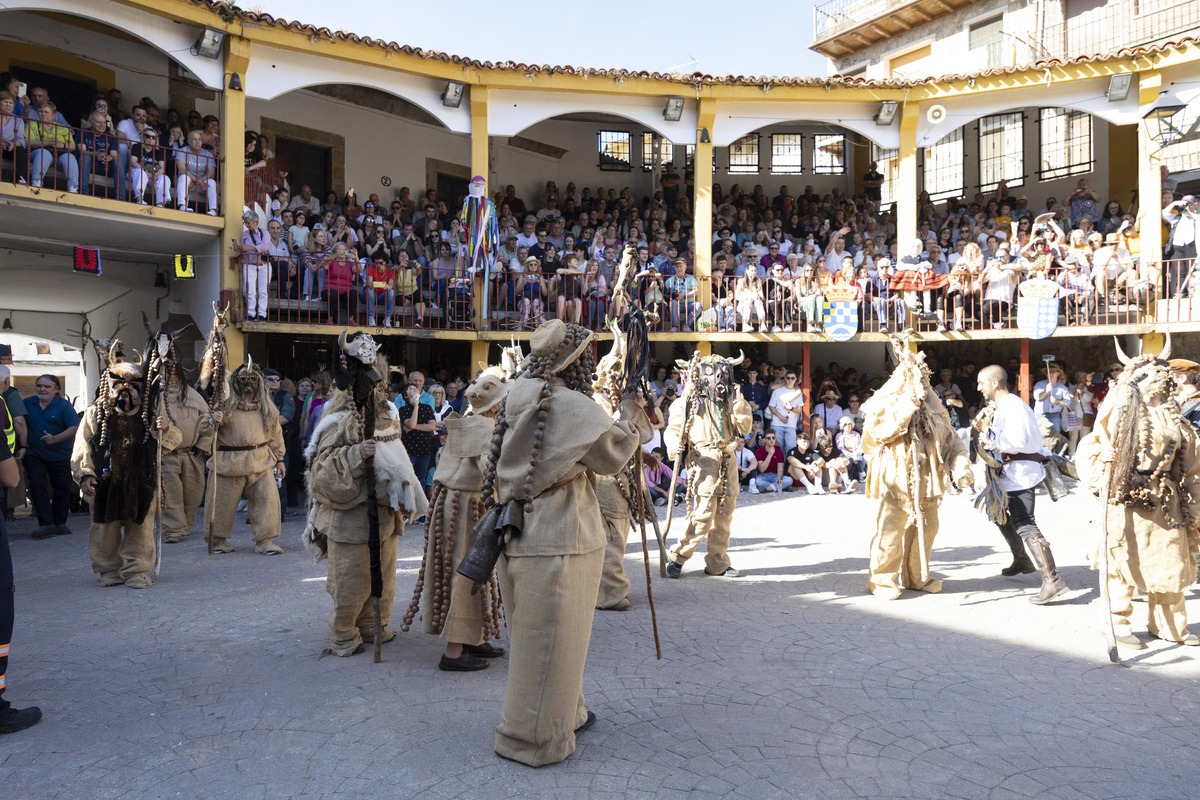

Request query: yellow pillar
[
  {"left": 471, "top": 87, "right": 489, "bottom": 331},
  {"left": 1138, "top": 69, "right": 1164, "bottom": 305},
  {"left": 471, "top": 339, "right": 490, "bottom": 375},
  {"left": 693, "top": 99, "right": 716, "bottom": 313},
  {"left": 694, "top": 340, "right": 712, "bottom": 358},
  {"left": 1141, "top": 331, "right": 1165, "bottom": 356},
  {"left": 220, "top": 35, "right": 250, "bottom": 366},
  {"left": 897, "top": 101, "right": 919, "bottom": 244}
]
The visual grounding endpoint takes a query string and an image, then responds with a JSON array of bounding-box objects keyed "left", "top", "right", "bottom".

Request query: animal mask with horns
[
  {"left": 106, "top": 339, "right": 144, "bottom": 413},
  {"left": 676, "top": 351, "right": 744, "bottom": 404},
  {"left": 1114, "top": 333, "right": 1174, "bottom": 399}
]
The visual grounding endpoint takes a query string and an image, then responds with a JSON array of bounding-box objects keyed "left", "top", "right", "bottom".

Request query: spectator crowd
[{"left": 223, "top": 164, "right": 1178, "bottom": 333}]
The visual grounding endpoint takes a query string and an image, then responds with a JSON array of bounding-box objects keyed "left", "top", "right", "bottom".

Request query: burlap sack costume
[
  {"left": 207, "top": 363, "right": 286, "bottom": 553},
  {"left": 664, "top": 358, "right": 753, "bottom": 576},
  {"left": 594, "top": 469, "right": 634, "bottom": 609},
  {"left": 487, "top": 320, "right": 648, "bottom": 767},
  {"left": 304, "top": 391, "right": 428, "bottom": 656},
  {"left": 401, "top": 373, "right": 507, "bottom": 649},
  {"left": 1077, "top": 359, "right": 1200, "bottom": 644},
  {"left": 160, "top": 383, "right": 211, "bottom": 543},
  {"left": 71, "top": 365, "right": 182, "bottom": 588},
  {"left": 860, "top": 342, "right": 971, "bottom": 599}
]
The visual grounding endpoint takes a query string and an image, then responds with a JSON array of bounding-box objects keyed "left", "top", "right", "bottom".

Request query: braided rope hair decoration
[{"left": 480, "top": 323, "right": 595, "bottom": 515}]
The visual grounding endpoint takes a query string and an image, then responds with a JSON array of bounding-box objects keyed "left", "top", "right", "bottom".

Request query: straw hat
[
  {"left": 1169, "top": 358, "right": 1200, "bottom": 375},
  {"left": 529, "top": 319, "right": 591, "bottom": 375},
  {"left": 820, "top": 389, "right": 840, "bottom": 401},
  {"left": 465, "top": 373, "right": 509, "bottom": 414}
]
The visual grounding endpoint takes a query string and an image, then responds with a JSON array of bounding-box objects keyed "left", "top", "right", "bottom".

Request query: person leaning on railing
[
  {"left": 361, "top": 252, "right": 395, "bottom": 328},
  {"left": 322, "top": 242, "right": 361, "bottom": 326},
  {"left": 26, "top": 101, "right": 79, "bottom": 193},
  {"left": 0, "top": 91, "right": 28, "bottom": 186},
  {"left": 395, "top": 251, "right": 425, "bottom": 328},
  {"left": 175, "top": 129, "right": 218, "bottom": 215}
]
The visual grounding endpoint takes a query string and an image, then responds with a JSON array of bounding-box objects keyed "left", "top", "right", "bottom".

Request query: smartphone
[{"left": 17, "top": 82, "right": 27, "bottom": 98}]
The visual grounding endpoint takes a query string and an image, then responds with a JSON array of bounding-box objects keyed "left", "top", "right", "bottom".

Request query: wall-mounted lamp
[
  {"left": 442, "top": 81, "right": 465, "bottom": 108},
  {"left": 1106, "top": 73, "right": 1132, "bottom": 103},
  {"left": 874, "top": 100, "right": 899, "bottom": 126},
  {"left": 1143, "top": 89, "right": 1188, "bottom": 145},
  {"left": 191, "top": 27, "right": 226, "bottom": 59},
  {"left": 2, "top": 313, "right": 12, "bottom": 330},
  {"left": 663, "top": 97, "right": 684, "bottom": 122},
  {"left": 153, "top": 272, "right": 168, "bottom": 289},
  {"left": 699, "top": 128, "right": 710, "bottom": 144},
  {"left": 228, "top": 73, "right": 242, "bottom": 92}
]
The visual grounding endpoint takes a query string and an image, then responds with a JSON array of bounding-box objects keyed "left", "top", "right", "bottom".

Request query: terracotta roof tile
[{"left": 194, "top": 2, "right": 1199, "bottom": 89}]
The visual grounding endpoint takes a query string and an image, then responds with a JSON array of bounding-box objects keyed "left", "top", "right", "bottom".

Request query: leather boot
[
  {"left": 1024, "top": 531, "right": 1069, "bottom": 604},
  {"left": 998, "top": 523, "right": 1035, "bottom": 576}
]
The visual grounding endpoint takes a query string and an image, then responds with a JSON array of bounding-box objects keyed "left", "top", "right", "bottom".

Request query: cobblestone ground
[{"left": 3, "top": 484, "right": 1200, "bottom": 799}]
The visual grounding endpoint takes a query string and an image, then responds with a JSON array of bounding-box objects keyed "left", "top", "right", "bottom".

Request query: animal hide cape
[{"left": 90, "top": 412, "right": 156, "bottom": 524}]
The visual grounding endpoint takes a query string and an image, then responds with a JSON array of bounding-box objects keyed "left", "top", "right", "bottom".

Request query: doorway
[
  {"left": 436, "top": 173, "right": 470, "bottom": 212},
  {"left": 275, "top": 137, "right": 333, "bottom": 199},
  {"left": 16, "top": 67, "right": 94, "bottom": 128}
]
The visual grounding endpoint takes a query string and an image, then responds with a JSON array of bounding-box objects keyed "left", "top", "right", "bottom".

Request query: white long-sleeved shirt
[{"left": 986, "top": 392, "right": 1048, "bottom": 492}]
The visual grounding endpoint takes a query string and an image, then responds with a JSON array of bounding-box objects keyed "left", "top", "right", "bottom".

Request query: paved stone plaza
[{"left": 3, "top": 485, "right": 1200, "bottom": 799}]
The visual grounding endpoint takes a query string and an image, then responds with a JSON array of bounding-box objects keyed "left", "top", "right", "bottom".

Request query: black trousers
[
  {"left": 0, "top": 488, "right": 14, "bottom": 713},
  {"left": 22, "top": 453, "right": 71, "bottom": 527},
  {"left": 1004, "top": 487, "right": 1041, "bottom": 540}
]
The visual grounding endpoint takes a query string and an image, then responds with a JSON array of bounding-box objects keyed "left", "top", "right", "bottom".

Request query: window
[
  {"left": 641, "top": 132, "right": 674, "bottom": 171},
  {"left": 685, "top": 144, "right": 718, "bottom": 171},
  {"left": 922, "top": 127, "right": 963, "bottom": 202},
  {"left": 888, "top": 44, "right": 933, "bottom": 79},
  {"left": 869, "top": 142, "right": 898, "bottom": 207},
  {"left": 1038, "top": 107, "right": 1094, "bottom": 181},
  {"left": 771, "top": 133, "right": 804, "bottom": 175},
  {"left": 727, "top": 133, "right": 760, "bottom": 174},
  {"left": 977, "top": 112, "right": 1024, "bottom": 193},
  {"left": 968, "top": 15, "right": 1005, "bottom": 68},
  {"left": 598, "top": 130, "right": 632, "bottom": 171},
  {"left": 813, "top": 134, "right": 846, "bottom": 175}
]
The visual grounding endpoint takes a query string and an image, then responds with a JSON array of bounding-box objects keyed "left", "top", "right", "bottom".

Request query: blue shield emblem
[
  {"left": 824, "top": 298, "right": 859, "bottom": 342},
  {"left": 1016, "top": 279, "right": 1060, "bottom": 340}
]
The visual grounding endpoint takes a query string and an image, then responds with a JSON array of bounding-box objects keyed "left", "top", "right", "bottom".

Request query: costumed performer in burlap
[
  {"left": 160, "top": 364, "right": 211, "bottom": 543},
  {"left": 483, "top": 319, "right": 648, "bottom": 767},
  {"left": 861, "top": 336, "right": 973, "bottom": 599},
  {"left": 304, "top": 341, "right": 428, "bottom": 657},
  {"left": 663, "top": 352, "right": 753, "bottom": 579},
  {"left": 401, "top": 372, "right": 507, "bottom": 671},
  {"left": 1077, "top": 342, "right": 1200, "bottom": 648},
  {"left": 71, "top": 344, "right": 181, "bottom": 589},
  {"left": 207, "top": 358, "right": 286, "bottom": 555}
]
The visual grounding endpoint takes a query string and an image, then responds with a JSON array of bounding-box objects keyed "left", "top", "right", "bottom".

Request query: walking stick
[
  {"left": 362, "top": 404, "right": 384, "bottom": 663},
  {"left": 199, "top": 304, "right": 229, "bottom": 557},
  {"left": 633, "top": 448, "right": 662, "bottom": 659},
  {"left": 1097, "top": 479, "right": 1120, "bottom": 664},
  {"left": 644, "top": 483, "right": 668, "bottom": 578},
  {"left": 154, "top": 392, "right": 164, "bottom": 577}
]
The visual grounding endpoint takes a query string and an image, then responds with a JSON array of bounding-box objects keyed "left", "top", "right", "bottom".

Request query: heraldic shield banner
[
  {"left": 1016, "top": 278, "right": 1059, "bottom": 340},
  {"left": 824, "top": 283, "right": 859, "bottom": 342}
]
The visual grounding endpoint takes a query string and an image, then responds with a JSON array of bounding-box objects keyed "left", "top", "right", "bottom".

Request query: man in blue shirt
[
  {"left": 79, "top": 110, "right": 119, "bottom": 197},
  {"left": 739, "top": 367, "right": 769, "bottom": 417},
  {"left": 1032, "top": 362, "right": 1072, "bottom": 436}
]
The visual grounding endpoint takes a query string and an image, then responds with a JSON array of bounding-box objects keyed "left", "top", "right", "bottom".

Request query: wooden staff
[{"left": 633, "top": 447, "right": 662, "bottom": 659}]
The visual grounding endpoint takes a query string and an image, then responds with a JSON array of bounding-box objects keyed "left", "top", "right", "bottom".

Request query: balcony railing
[
  {"left": 0, "top": 113, "right": 223, "bottom": 215},
  {"left": 814, "top": 0, "right": 904, "bottom": 40},
  {"left": 1040, "top": 1, "right": 1198, "bottom": 62},
  {"left": 241, "top": 257, "right": 1188, "bottom": 336}
]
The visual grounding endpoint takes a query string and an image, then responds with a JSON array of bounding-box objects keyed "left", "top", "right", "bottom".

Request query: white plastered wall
[
  {"left": 244, "top": 44, "right": 471, "bottom": 133},
  {"left": 244, "top": 91, "right": 471, "bottom": 200}
]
